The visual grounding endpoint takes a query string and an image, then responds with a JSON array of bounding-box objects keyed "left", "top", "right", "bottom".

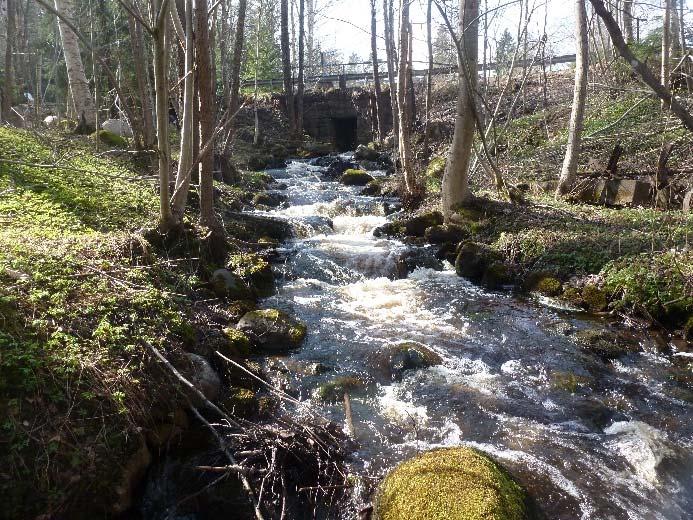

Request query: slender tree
[
  {"left": 370, "top": 0, "right": 386, "bottom": 141},
  {"left": 623, "top": 0, "right": 634, "bottom": 43},
  {"left": 662, "top": 0, "right": 671, "bottom": 103},
  {"left": 441, "top": 0, "right": 478, "bottom": 216},
  {"left": 54, "top": 0, "right": 97, "bottom": 129},
  {"left": 556, "top": 0, "right": 589, "bottom": 197},
  {"left": 195, "top": 0, "right": 217, "bottom": 228},
  {"left": 397, "top": 0, "right": 415, "bottom": 193},
  {"left": 296, "top": 0, "right": 305, "bottom": 138},
  {"left": 280, "top": 0, "right": 295, "bottom": 133},
  {"left": 383, "top": 0, "right": 399, "bottom": 147},
  {"left": 127, "top": 10, "right": 155, "bottom": 148},
  {"left": 424, "top": 0, "right": 433, "bottom": 146},
  {"left": 222, "top": 0, "right": 247, "bottom": 153},
  {"left": 1, "top": 0, "right": 15, "bottom": 121},
  {"left": 171, "top": 0, "right": 194, "bottom": 222}
]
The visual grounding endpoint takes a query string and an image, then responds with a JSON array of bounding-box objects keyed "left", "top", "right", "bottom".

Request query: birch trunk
[
  {"left": 127, "top": 13, "right": 155, "bottom": 148},
  {"left": 222, "top": 0, "right": 246, "bottom": 153},
  {"left": 383, "top": 0, "right": 399, "bottom": 147},
  {"left": 661, "top": 0, "right": 671, "bottom": 97},
  {"left": 2, "top": 0, "right": 14, "bottom": 121},
  {"left": 441, "top": 0, "right": 478, "bottom": 217},
  {"left": 171, "top": 0, "right": 194, "bottom": 222},
  {"left": 556, "top": 0, "right": 588, "bottom": 197},
  {"left": 296, "top": 0, "right": 305, "bottom": 138},
  {"left": 54, "top": 0, "right": 96, "bottom": 129},
  {"left": 623, "top": 0, "right": 633, "bottom": 43},
  {"left": 370, "top": 0, "right": 386, "bottom": 141},
  {"left": 280, "top": 0, "right": 295, "bottom": 134},
  {"left": 397, "top": 0, "right": 415, "bottom": 193}
]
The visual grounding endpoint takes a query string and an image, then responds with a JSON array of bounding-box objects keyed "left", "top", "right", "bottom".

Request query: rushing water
[{"left": 255, "top": 157, "right": 693, "bottom": 520}]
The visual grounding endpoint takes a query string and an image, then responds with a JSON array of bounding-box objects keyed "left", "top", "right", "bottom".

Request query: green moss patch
[
  {"left": 92, "top": 130, "right": 128, "bottom": 148},
  {"left": 340, "top": 169, "right": 375, "bottom": 186},
  {"left": 375, "top": 447, "right": 530, "bottom": 520}
]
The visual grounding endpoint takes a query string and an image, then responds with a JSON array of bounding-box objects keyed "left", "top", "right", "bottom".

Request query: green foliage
[
  {"left": 92, "top": 130, "right": 128, "bottom": 148},
  {"left": 602, "top": 251, "right": 692, "bottom": 328},
  {"left": 496, "top": 29, "right": 516, "bottom": 75},
  {"left": 241, "top": 0, "right": 281, "bottom": 82}
]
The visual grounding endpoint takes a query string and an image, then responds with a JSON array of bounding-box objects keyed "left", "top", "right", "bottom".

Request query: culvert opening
[{"left": 331, "top": 117, "right": 358, "bottom": 152}]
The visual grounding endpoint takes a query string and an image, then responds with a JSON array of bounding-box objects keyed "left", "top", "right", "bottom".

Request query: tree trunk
[
  {"left": 556, "top": 0, "right": 588, "bottom": 197},
  {"left": 171, "top": 0, "right": 194, "bottom": 222},
  {"left": 623, "top": 0, "right": 633, "bottom": 44},
  {"left": 127, "top": 12, "right": 155, "bottom": 148},
  {"left": 370, "top": 0, "right": 386, "bottom": 141},
  {"left": 670, "top": 0, "right": 681, "bottom": 57},
  {"left": 195, "top": 0, "right": 217, "bottom": 228},
  {"left": 306, "top": 0, "right": 314, "bottom": 69},
  {"left": 280, "top": 0, "right": 295, "bottom": 133},
  {"left": 54, "top": 0, "right": 96, "bottom": 129},
  {"left": 296, "top": 0, "right": 305, "bottom": 139},
  {"left": 383, "top": 0, "right": 399, "bottom": 147},
  {"left": 588, "top": 0, "right": 693, "bottom": 131},
  {"left": 2, "top": 0, "right": 14, "bottom": 122},
  {"left": 253, "top": 4, "right": 261, "bottom": 146},
  {"left": 222, "top": 0, "right": 246, "bottom": 154},
  {"left": 424, "top": 0, "right": 433, "bottom": 146},
  {"left": 662, "top": 0, "right": 671, "bottom": 99},
  {"left": 441, "top": 0, "right": 478, "bottom": 217},
  {"left": 152, "top": 0, "right": 173, "bottom": 228},
  {"left": 397, "top": 0, "right": 415, "bottom": 193}
]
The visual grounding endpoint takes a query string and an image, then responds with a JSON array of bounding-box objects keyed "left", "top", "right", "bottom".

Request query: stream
[{"left": 255, "top": 157, "right": 693, "bottom": 520}]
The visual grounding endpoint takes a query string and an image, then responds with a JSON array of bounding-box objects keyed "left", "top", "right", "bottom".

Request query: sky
[{"left": 309, "top": 0, "right": 684, "bottom": 65}]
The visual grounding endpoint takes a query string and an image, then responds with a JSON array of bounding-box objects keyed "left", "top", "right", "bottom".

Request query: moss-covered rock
[
  {"left": 561, "top": 287, "right": 584, "bottom": 307},
  {"left": 525, "top": 272, "right": 562, "bottom": 297},
  {"left": 482, "top": 261, "right": 513, "bottom": 290},
  {"left": 315, "top": 375, "right": 366, "bottom": 402},
  {"left": 92, "top": 130, "right": 128, "bottom": 148},
  {"left": 404, "top": 211, "right": 444, "bottom": 237},
  {"left": 252, "top": 191, "right": 287, "bottom": 208},
  {"left": 424, "top": 223, "right": 468, "bottom": 244},
  {"left": 228, "top": 299, "right": 257, "bottom": 322},
  {"left": 455, "top": 242, "right": 499, "bottom": 283},
  {"left": 374, "top": 221, "right": 405, "bottom": 238},
  {"left": 227, "top": 253, "right": 275, "bottom": 297},
  {"left": 375, "top": 447, "right": 531, "bottom": 520},
  {"left": 248, "top": 155, "right": 271, "bottom": 171},
  {"left": 236, "top": 309, "right": 306, "bottom": 352},
  {"left": 354, "top": 144, "right": 379, "bottom": 161},
  {"left": 340, "top": 169, "right": 375, "bottom": 186},
  {"left": 370, "top": 341, "right": 442, "bottom": 382},
  {"left": 221, "top": 327, "right": 252, "bottom": 356},
  {"left": 582, "top": 284, "right": 608, "bottom": 312},
  {"left": 210, "top": 268, "right": 252, "bottom": 299},
  {"left": 361, "top": 179, "right": 382, "bottom": 196},
  {"left": 426, "top": 156, "right": 446, "bottom": 180},
  {"left": 573, "top": 329, "right": 636, "bottom": 360}
]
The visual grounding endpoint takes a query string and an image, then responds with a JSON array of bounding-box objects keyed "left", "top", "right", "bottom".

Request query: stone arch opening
[{"left": 331, "top": 116, "right": 358, "bottom": 151}]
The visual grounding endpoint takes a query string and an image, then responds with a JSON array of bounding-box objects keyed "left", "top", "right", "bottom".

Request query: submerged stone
[
  {"left": 315, "top": 375, "right": 367, "bottom": 402},
  {"left": 370, "top": 341, "right": 442, "bottom": 381},
  {"left": 252, "top": 191, "right": 287, "bottom": 208},
  {"left": 573, "top": 329, "right": 637, "bottom": 360},
  {"left": 375, "top": 447, "right": 532, "bottom": 520}
]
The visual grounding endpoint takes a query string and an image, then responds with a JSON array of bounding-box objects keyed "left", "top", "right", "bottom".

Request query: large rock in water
[
  {"left": 370, "top": 341, "right": 442, "bottom": 381},
  {"left": 353, "top": 144, "right": 380, "bottom": 161},
  {"left": 403, "top": 211, "right": 444, "bottom": 237},
  {"left": 211, "top": 268, "right": 251, "bottom": 299},
  {"left": 375, "top": 448, "right": 533, "bottom": 520},
  {"left": 340, "top": 169, "right": 374, "bottom": 186},
  {"left": 236, "top": 309, "right": 307, "bottom": 352}
]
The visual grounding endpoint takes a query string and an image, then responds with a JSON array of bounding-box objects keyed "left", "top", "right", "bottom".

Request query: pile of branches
[{"left": 146, "top": 343, "right": 353, "bottom": 520}]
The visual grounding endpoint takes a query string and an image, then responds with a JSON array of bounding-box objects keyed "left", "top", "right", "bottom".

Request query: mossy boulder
[
  {"left": 315, "top": 375, "right": 367, "bottom": 402},
  {"left": 236, "top": 309, "right": 307, "bottom": 352},
  {"left": 341, "top": 169, "right": 375, "bottom": 186},
  {"left": 361, "top": 179, "right": 382, "bottom": 196},
  {"left": 354, "top": 144, "right": 379, "bottom": 161},
  {"left": 221, "top": 327, "right": 252, "bottom": 357},
  {"left": 482, "top": 261, "right": 513, "bottom": 290},
  {"left": 228, "top": 299, "right": 257, "bottom": 322},
  {"left": 404, "top": 211, "right": 444, "bottom": 237},
  {"left": 455, "top": 242, "right": 499, "bottom": 282},
  {"left": 248, "top": 155, "right": 271, "bottom": 171},
  {"left": 211, "top": 268, "right": 252, "bottom": 299},
  {"left": 375, "top": 447, "right": 531, "bottom": 520},
  {"left": 573, "top": 329, "right": 637, "bottom": 360},
  {"left": 424, "top": 223, "right": 468, "bottom": 245},
  {"left": 252, "top": 191, "right": 287, "bottom": 208},
  {"left": 525, "top": 272, "right": 562, "bottom": 297},
  {"left": 227, "top": 253, "right": 275, "bottom": 297},
  {"left": 92, "top": 130, "right": 128, "bottom": 148},
  {"left": 374, "top": 221, "right": 404, "bottom": 238},
  {"left": 561, "top": 287, "right": 584, "bottom": 307},
  {"left": 370, "top": 341, "right": 442, "bottom": 382},
  {"left": 582, "top": 284, "right": 608, "bottom": 312}
]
